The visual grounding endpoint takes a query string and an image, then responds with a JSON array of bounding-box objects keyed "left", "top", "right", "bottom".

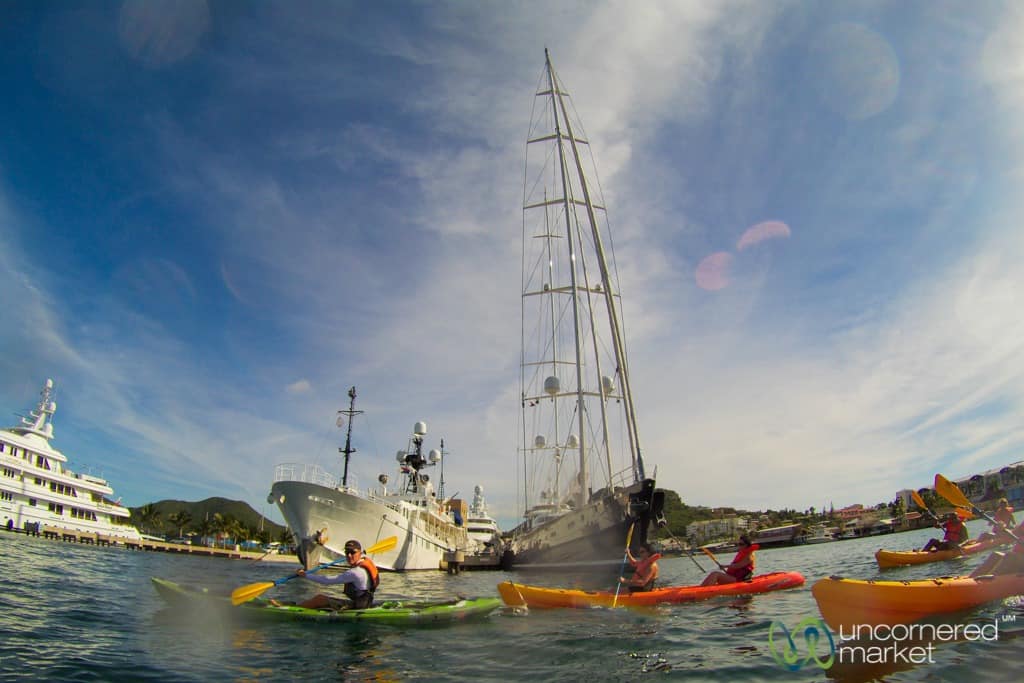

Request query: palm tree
[
  {"left": 196, "top": 518, "right": 214, "bottom": 547},
  {"left": 134, "top": 504, "right": 162, "bottom": 535},
  {"left": 167, "top": 510, "right": 192, "bottom": 539}
]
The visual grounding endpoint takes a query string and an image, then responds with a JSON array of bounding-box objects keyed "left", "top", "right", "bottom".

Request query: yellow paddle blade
[
  {"left": 231, "top": 581, "right": 276, "bottom": 606},
  {"left": 701, "top": 547, "right": 720, "bottom": 565},
  {"left": 365, "top": 536, "right": 398, "bottom": 555},
  {"left": 934, "top": 474, "right": 972, "bottom": 509},
  {"left": 910, "top": 489, "right": 929, "bottom": 512},
  {"left": 954, "top": 507, "right": 974, "bottom": 520}
]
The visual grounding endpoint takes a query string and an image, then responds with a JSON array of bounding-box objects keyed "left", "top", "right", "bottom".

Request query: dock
[{"left": 4, "top": 526, "right": 299, "bottom": 563}]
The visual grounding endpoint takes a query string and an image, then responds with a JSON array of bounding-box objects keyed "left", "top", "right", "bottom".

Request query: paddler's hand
[{"left": 296, "top": 569, "right": 307, "bottom": 577}]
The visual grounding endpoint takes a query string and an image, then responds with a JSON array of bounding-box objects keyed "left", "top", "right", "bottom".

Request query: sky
[{"left": 2, "top": 1, "right": 1024, "bottom": 530}]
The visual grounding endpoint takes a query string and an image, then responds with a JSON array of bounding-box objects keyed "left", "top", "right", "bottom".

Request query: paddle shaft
[
  {"left": 935, "top": 474, "right": 1021, "bottom": 545},
  {"left": 660, "top": 525, "right": 706, "bottom": 573},
  {"left": 701, "top": 546, "right": 725, "bottom": 570},
  {"left": 612, "top": 522, "right": 637, "bottom": 607}
]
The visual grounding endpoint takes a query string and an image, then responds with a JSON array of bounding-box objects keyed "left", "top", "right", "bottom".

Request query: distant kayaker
[
  {"left": 922, "top": 512, "right": 968, "bottom": 552},
  {"left": 977, "top": 498, "right": 1016, "bottom": 543},
  {"left": 619, "top": 542, "right": 661, "bottom": 592},
  {"left": 287, "top": 539, "right": 380, "bottom": 610},
  {"left": 701, "top": 534, "right": 759, "bottom": 586}
]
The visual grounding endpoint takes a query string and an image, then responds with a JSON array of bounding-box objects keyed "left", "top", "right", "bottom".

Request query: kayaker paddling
[
  {"left": 276, "top": 539, "right": 380, "bottom": 610},
  {"left": 619, "top": 542, "right": 661, "bottom": 592},
  {"left": 700, "top": 535, "right": 759, "bottom": 586},
  {"left": 922, "top": 511, "right": 968, "bottom": 552}
]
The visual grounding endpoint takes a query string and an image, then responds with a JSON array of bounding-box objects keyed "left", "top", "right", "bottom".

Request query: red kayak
[{"left": 498, "top": 571, "right": 806, "bottom": 608}]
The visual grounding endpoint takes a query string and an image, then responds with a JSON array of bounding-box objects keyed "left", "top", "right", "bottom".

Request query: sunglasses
[{"left": 345, "top": 549, "right": 359, "bottom": 555}]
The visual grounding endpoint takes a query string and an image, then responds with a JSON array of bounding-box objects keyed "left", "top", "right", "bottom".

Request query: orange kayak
[
  {"left": 875, "top": 538, "right": 1008, "bottom": 569},
  {"left": 812, "top": 573, "right": 1024, "bottom": 631},
  {"left": 497, "top": 571, "right": 805, "bottom": 608}
]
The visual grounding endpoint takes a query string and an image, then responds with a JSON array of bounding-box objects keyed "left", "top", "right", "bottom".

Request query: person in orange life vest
[
  {"left": 922, "top": 512, "right": 968, "bottom": 552},
  {"left": 618, "top": 542, "right": 661, "bottom": 592},
  {"left": 977, "top": 498, "right": 1016, "bottom": 543},
  {"left": 701, "top": 534, "right": 758, "bottom": 586},
  {"left": 291, "top": 539, "right": 380, "bottom": 609}
]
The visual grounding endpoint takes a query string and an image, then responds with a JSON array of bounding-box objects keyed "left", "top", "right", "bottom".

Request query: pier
[{"left": 4, "top": 526, "right": 298, "bottom": 563}]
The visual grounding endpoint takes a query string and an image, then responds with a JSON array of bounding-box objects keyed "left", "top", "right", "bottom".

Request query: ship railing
[{"left": 273, "top": 463, "right": 339, "bottom": 489}]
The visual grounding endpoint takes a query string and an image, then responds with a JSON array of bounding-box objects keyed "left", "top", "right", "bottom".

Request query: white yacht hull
[{"left": 270, "top": 480, "right": 465, "bottom": 571}]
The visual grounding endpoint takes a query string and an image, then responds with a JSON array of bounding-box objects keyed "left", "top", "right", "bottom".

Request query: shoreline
[{"left": 1, "top": 526, "right": 299, "bottom": 564}]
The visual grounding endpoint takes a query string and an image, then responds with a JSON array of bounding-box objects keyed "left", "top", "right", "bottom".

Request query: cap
[{"left": 344, "top": 539, "right": 362, "bottom": 552}]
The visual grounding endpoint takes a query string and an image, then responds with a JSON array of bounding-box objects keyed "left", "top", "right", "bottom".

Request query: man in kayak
[
  {"left": 618, "top": 542, "right": 661, "bottom": 592},
  {"left": 288, "top": 539, "right": 380, "bottom": 610},
  {"left": 922, "top": 511, "right": 968, "bottom": 552},
  {"left": 701, "top": 534, "right": 759, "bottom": 586}
]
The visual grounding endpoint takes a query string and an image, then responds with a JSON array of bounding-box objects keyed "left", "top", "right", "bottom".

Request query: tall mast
[
  {"left": 543, "top": 49, "right": 590, "bottom": 506},
  {"left": 338, "top": 386, "right": 363, "bottom": 487},
  {"left": 540, "top": 50, "right": 643, "bottom": 489}
]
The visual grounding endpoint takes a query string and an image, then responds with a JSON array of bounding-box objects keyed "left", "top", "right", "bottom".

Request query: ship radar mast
[{"left": 337, "top": 386, "right": 363, "bottom": 488}]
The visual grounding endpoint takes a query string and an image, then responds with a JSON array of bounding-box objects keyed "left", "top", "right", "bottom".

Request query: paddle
[
  {"left": 230, "top": 536, "right": 398, "bottom": 606},
  {"left": 612, "top": 522, "right": 636, "bottom": 608},
  {"left": 659, "top": 524, "right": 706, "bottom": 573},
  {"left": 934, "top": 474, "right": 1021, "bottom": 545},
  {"left": 701, "top": 546, "right": 726, "bottom": 570},
  {"left": 910, "top": 489, "right": 937, "bottom": 521}
]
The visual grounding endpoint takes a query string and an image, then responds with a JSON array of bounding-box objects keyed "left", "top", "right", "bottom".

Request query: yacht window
[{"left": 28, "top": 498, "right": 36, "bottom": 506}]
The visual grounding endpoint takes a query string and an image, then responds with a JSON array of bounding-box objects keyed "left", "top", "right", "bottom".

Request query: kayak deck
[
  {"left": 811, "top": 573, "right": 1024, "bottom": 631},
  {"left": 497, "top": 571, "right": 805, "bottom": 608},
  {"left": 875, "top": 538, "right": 1008, "bottom": 569},
  {"left": 152, "top": 577, "right": 502, "bottom": 624}
]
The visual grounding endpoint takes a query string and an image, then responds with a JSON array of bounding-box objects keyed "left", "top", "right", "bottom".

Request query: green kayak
[{"left": 152, "top": 577, "right": 503, "bottom": 625}]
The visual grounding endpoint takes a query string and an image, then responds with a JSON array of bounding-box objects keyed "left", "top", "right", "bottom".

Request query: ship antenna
[{"left": 338, "top": 387, "right": 363, "bottom": 487}]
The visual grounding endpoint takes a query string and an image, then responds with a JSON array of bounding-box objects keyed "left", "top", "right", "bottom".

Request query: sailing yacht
[{"left": 503, "top": 51, "right": 663, "bottom": 567}]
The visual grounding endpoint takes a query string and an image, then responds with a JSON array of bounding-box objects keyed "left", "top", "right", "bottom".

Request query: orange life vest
[
  {"left": 628, "top": 553, "right": 661, "bottom": 591},
  {"left": 726, "top": 544, "right": 758, "bottom": 579},
  {"left": 343, "top": 557, "right": 380, "bottom": 608}
]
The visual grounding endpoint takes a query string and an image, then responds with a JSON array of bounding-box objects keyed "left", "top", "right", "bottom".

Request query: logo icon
[{"left": 768, "top": 617, "right": 836, "bottom": 671}]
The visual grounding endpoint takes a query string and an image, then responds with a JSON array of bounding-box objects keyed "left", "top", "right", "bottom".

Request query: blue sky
[{"left": 2, "top": 1, "right": 1023, "bottom": 528}]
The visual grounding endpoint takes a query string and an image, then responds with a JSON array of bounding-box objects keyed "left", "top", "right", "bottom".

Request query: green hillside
[{"left": 129, "top": 497, "right": 289, "bottom": 543}]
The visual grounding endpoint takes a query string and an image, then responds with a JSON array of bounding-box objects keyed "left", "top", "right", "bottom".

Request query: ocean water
[{"left": 1, "top": 519, "right": 1021, "bottom": 682}]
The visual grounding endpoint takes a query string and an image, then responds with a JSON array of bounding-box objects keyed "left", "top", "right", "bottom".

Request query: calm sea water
[{"left": 1, "top": 519, "right": 1021, "bottom": 682}]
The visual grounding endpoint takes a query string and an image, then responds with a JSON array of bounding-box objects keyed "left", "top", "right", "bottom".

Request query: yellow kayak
[
  {"left": 811, "top": 573, "right": 1024, "bottom": 631},
  {"left": 874, "top": 538, "right": 1008, "bottom": 569},
  {"left": 498, "top": 572, "right": 805, "bottom": 609}
]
